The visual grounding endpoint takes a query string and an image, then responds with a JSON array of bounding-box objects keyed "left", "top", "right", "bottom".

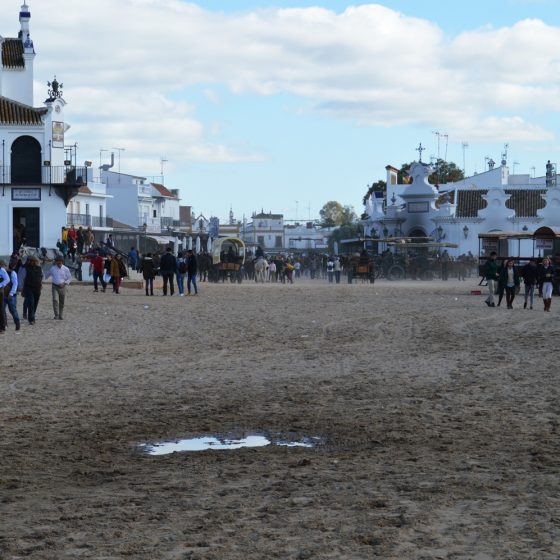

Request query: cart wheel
[{"left": 388, "top": 265, "right": 404, "bottom": 281}]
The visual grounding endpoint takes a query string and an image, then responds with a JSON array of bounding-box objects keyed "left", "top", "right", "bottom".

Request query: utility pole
[
  {"left": 462, "top": 142, "right": 469, "bottom": 175},
  {"left": 113, "top": 147, "right": 125, "bottom": 182},
  {"left": 161, "top": 157, "right": 168, "bottom": 185},
  {"left": 432, "top": 131, "right": 441, "bottom": 160}
]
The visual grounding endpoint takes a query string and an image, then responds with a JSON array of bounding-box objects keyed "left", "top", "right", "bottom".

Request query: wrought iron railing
[
  {"left": 66, "top": 214, "right": 109, "bottom": 228},
  {"left": 0, "top": 165, "right": 88, "bottom": 186}
]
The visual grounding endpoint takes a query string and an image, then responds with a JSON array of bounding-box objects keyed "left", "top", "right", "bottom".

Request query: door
[
  {"left": 13, "top": 207, "right": 40, "bottom": 250},
  {"left": 11, "top": 136, "right": 42, "bottom": 184}
]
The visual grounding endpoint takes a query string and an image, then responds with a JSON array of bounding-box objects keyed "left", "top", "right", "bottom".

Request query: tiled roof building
[{"left": 0, "top": 95, "right": 46, "bottom": 125}]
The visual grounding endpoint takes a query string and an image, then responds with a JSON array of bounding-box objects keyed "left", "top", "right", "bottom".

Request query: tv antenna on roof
[
  {"left": 161, "top": 157, "right": 168, "bottom": 185},
  {"left": 112, "top": 147, "right": 125, "bottom": 182},
  {"left": 501, "top": 143, "right": 509, "bottom": 166}
]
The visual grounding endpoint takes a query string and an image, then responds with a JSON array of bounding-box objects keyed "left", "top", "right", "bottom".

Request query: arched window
[{"left": 11, "top": 135, "right": 42, "bottom": 184}]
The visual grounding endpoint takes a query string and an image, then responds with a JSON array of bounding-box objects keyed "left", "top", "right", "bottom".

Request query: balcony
[
  {"left": 0, "top": 165, "right": 88, "bottom": 205},
  {"left": 67, "top": 213, "right": 110, "bottom": 228}
]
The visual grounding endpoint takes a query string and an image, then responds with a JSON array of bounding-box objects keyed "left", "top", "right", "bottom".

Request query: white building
[
  {"left": 66, "top": 173, "right": 112, "bottom": 234},
  {"left": 240, "top": 212, "right": 332, "bottom": 253},
  {"left": 0, "top": 3, "right": 86, "bottom": 256},
  {"left": 101, "top": 169, "right": 180, "bottom": 234},
  {"left": 363, "top": 156, "right": 560, "bottom": 257}
]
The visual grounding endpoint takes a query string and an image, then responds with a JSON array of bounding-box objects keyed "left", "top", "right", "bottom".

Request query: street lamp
[{"left": 463, "top": 225, "right": 469, "bottom": 239}]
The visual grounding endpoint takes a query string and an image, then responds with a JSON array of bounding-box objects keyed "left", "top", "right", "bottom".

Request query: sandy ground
[{"left": 0, "top": 278, "right": 559, "bottom": 559}]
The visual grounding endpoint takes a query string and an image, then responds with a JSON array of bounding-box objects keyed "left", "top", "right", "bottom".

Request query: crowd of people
[
  {"left": 0, "top": 254, "right": 73, "bottom": 333},
  {"left": 482, "top": 252, "right": 557, "bottom": 312}
]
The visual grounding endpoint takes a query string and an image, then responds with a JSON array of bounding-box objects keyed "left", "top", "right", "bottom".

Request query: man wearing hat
[{"left": 44, "top": 256, "right": 72, "bottom": 320}]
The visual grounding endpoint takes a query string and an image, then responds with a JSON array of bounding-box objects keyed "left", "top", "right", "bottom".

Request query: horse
[{"left": 254, "top": 257, "right": 267, "bottom": 283}]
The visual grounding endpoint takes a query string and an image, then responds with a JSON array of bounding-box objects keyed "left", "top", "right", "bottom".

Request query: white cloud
[{"left": 7, "top": 0, "right": 560, "bottom": 170}]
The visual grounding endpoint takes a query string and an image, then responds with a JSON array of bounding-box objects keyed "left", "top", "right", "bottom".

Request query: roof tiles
[
  {"left": 2, "top": 38, "right": 24, "bottom": 68},
  {"left": 0, "top": 96, "right": 47, "bottom": 125}
]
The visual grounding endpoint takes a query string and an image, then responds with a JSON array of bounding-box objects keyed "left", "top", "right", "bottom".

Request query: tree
[
  {"left": 398, "top": 160, "right": 464, "bottom": 186},
  {"left": 328, "top": 223, "right": 363, "bottom": 253},
  {"left": 362, "top": 180, "right": 386, "bottom": 205},
  {"left": 319, "top": 201, "right": 356, "bottom": 227}
]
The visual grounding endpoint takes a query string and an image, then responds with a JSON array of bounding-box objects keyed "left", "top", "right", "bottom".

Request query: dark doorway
[
  {"left": 11, "top": 135, "right": 42, "bottom": 184},
  {"left": 13, "top": 207, "right": 40, "bottom": 250}
]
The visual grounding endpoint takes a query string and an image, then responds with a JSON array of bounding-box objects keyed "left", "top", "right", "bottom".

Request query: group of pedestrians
[
  {"left": 0, "top": 254, "right": 73, "bottom": 333},
  {"left": 138, "top": 247, "right": 198, "bottom": 297},
  {"left": 483, "top": 252, "right": 556, "bottom": 311}
]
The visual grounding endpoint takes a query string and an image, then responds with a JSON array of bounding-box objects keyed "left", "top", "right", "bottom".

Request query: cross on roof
[{"left": 416, "top": 143, "right": 425, "bottom": 163}]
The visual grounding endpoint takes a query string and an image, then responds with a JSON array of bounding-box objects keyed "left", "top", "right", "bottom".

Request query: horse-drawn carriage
[
  {"left": 208, "top": 237, "right": 245, "bottom": 283},
  {"left": 345, "top": 253, "right": 376, "bottom": 283}
]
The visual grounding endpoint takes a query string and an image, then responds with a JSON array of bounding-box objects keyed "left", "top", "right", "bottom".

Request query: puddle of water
[{"left": 140, "top": 434, "right": 318, "bottom": 455}]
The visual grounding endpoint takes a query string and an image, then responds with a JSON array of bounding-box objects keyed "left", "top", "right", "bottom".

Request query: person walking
[
  {"left": 176, "top": 252, "right": 188, "bottom": 296},
  {"left": 159, "top": 247, "right": 177, "bottom": 296},
  {"left": 20, "top": 256, "right": 43, "bottom": 324},
  {"left": 140, "top": 253, "right": 156, "bottom": 296},
  {"left": 539, "top": 257, "right": 555, "bottom": 312},
  {"left": 334, "top": 257, "right": 342, "bottom": 284},
  {"left": 327, "top": 257, "right": 335, "bottom": 283},
  {"left": 499, "top": 259, "right": 520, "bottom": 309},
  {"left": 483, "top": 251, "right": 499, "bottom": 307},
  {"left": 109, "top": 255, "right": 127, "bottom": 294},
  {"left": 44, "top": 256, "right": 72, "bottom": 320},
  {"left": 187, "top": 249, "right": 198, "bottom": 295},
  {"left": 0, "top": 260, "right": 10, "bottom": 334},
  {"left": 4, "top": 261, "right": 21, "bottom": 331},
  {"left": 496, "top": 258, "right": 508, "bottom": 307},
  {"left": 90, "top": 251, "right": 107, "bottom": 292},
  {"left": 521, "top": 258, "right": 538, "bottom": 310}
]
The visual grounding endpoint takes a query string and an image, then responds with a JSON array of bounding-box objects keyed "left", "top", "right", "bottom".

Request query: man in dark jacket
[
  {"left": 21, "top": 256, "right": 43, "bottom": 324},
  {"left": 187, "top": 250, "right": 198, "bottom": 295},
  {"left": 159, "top": 247, "right": 177, "bottom": 296},
  {"left": 483, "top": 251, "right": 499, "bottom": 307},
  {"left": 521, "top": 259, "right": 538, "bottom": 309}
]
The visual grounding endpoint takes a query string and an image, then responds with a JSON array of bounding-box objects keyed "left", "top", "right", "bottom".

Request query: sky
[{"left": 3, "top": 0, "right": 560, "bottom": 222}]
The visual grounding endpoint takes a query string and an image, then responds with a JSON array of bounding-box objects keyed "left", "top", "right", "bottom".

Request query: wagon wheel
[
  {"left": 388, "top": 265, "right": 405, "bottom": 281},
  {"left": 420, "top": 269, "right": 434, "bottom": 281}
]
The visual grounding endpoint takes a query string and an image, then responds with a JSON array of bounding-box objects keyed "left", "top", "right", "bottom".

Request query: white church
[
  {"left": 363, "top": 147, "right": 560, "bottom": 258},
  {"left": 0, "top": 3, "right": 87, "bottom": 257}
]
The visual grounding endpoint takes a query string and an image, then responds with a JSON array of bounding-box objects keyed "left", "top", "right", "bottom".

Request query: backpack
[{"left": 178, "top": 259, "right": 188, "bottom": 274}]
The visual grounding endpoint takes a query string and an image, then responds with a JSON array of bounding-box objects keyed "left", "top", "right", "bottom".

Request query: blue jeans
[
  {"left": 177, "top": 273, "right": 185, "bottom": 295},
  {"left": 5, "top": 294, "right": 20, "bottom": 325},
  {"left": 187, "top": 273, "right": 198, "bottom": 294}
]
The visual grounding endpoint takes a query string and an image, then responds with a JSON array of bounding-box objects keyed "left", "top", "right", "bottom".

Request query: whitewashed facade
[
  {"left": 101, "top": 169, "right": 180, "bottom": 233},
  {"left": 363, "top": 158, "right": 560, "bottom": 257},
  {"left": 0, "top": 3, "right": 86, "bottom": 256}
]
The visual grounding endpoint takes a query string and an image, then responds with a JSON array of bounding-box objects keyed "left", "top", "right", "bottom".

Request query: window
[
  {"left": 153, "top": 209, "right": 157, "bottom": 218},
  {"left": 257, "top": 236, "right": 265, "bottom": 246},
  {"left": 275, "top": 236, "right": 283, "bottom": 248},
  {"left": 85, "top": 203, "right": 90, "bottom": 216}
]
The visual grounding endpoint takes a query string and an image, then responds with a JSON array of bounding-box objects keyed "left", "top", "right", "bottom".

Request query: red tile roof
[
  {"left": 78, "top": 186, "right": 92, "bottom": 194},
  {"left": 151, "top": 183, "right": 176, "bottom": 198},
  {"left": 2, "top": 38, "right": 24, "bottom": 68},
  {"left": 0, "top": 96, "right": 47, "bottom": 125}
]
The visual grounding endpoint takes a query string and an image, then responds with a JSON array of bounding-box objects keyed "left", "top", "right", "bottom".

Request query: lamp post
[{"left": 463, "top": 225, "right": 469, "bottom": 239}]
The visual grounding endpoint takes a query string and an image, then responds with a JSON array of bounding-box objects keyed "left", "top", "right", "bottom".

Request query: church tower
[{"left": 0, "top": 3, "right": 36, "bottom": 105}]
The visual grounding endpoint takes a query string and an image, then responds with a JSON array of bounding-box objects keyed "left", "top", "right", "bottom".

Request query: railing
[
  {"left": 67, "top": 213, "right": 110, "bottom": 228},
  {"left": 0, "top": 165, "right": 88, "bottom": 186}
]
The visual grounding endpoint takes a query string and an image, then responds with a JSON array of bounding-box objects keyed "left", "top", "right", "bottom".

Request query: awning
[{"left": 147, "top": 235, "right": 176, "bottom": 245}]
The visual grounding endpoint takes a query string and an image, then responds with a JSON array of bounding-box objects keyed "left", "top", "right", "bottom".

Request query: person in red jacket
[{"left": 90, "top": 251, "right": 107, "bottom": 292}]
